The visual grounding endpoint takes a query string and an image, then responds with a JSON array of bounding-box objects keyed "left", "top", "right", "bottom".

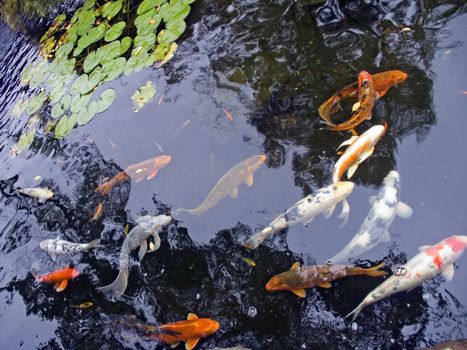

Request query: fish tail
[
  {"left": 86, "top": 239, "right": 105, "bottom": 249},
  {"left": 363, "top": 262, "right": 387, "bottom": 277},
  {"left": 177, "top": 207, "right": 202, "bottom": 216},
  {"left": 345, "top": 300, "right": 367, "bottom": 321},
  {"left": 242, "top": 226, "right": 274, "bottom": 250},
  {"left": 97, "top": 267, "right": 128, "bottom": 297}
]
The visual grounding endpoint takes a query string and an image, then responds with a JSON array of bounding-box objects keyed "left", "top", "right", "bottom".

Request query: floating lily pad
[
  {"left": 20, "top": 63, "right": 35, "bottom": 86},
  {"left": 51, "top": 103, "right": 65, "bottom": 119},
  {"left": 29, "top": 62, "right": 51, "bottom": 88},
  {"left": 11, "top": 98, "right": 28, "bottom": 117},
  {"left": 66, "top": 27, "right": 79, "bottom": 43},
  {"left": 17, "top": 128, "right": 36, "bottom": 152},
  {"left": 102, "top": 57, "right": 126, "bottom": 82},
  {"left": 120, "top": 37, "right": 132, "bottom": 55},
  {"left": 55, "top": 42, "right": 74, "bottom": 60},
  {"left": 54, "top": 14, "right": 67, "bottom": 24},
  {"left": 60, "top": 58, "right": 76, "bottom": 75},
  {"left": 157, "top": 20, "right": 186, "bottom": 44},
  {"left": 70, "top": 93, "right": 92, "bottom": 114},
  {"left": 105, "top": 21, "right": 126, "bottom": 42},
  {"left": 50, "top": 84, "right": 67, "bottom": 104},
  {"left": 75, "top": 11, "right": 96, "bottom": 36},
  {"left": 98, "top": 41, "right": 122, "bottom": 64},
  {"left": 134, "top": 8, "right": 157, "bottom": 27},
  {"left": 124, "top": 55, "right": 143, "bottom": 75},
  {"left": 61, "top": 95, "right": 72, "bottom": 110},
  {"left": 136, "top": 12, "right": 161, "bottom": 36},
  {"left": 70, "top": 75, "right": 89, "bottom": 95},
  {"left": 154, "top": 42, "right": 177, "bottom": 66},
  {"left": 77, "top": 102, "right": 97, "bottom": 125},
  {"left": 26, "top": 92, "right": 48, "bottom": 115},
  {"left": 131, "top": 81, "right": 156, "bottom": 112},
  {"left": 88, "top": 67, "right": 103, "bottom": 87},
  {"left": 134, "top": 33, "right": 156, "bottom": 52},
  {"left": 55, "top": 115, "right": 74, "bottom": 138},
  {"left": 95, "top": 89, "right": 116, "bottom": 113},
  {"left": 83, "top": 51, "right": 102, "bottom": 73},
  {"left": 102, "top": 0, "right": 123, "bottom": 19},
  {"left": 159, "top": 0, "right": 190, "bottom": 22},
  {"left": 137, "top": 0, "right": 166, "bottom": 15}
]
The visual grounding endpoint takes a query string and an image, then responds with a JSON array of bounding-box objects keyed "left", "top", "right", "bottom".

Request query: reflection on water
[{"left": 0, "top": 0, "right": 466, "bottom": 349}]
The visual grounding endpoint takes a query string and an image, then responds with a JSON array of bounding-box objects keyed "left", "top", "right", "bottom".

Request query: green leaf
[
  {"left": 70, "top": 75, "right": 89, "bottom": 95},
  {"left": 26, "top": 92, "right": 48, "bottom": 115},
  {"left": 102, "top": 57, "right": 126, "bottom": 82},
  {"left": 17, "top": 128, "right": 36, "bottom": 151},
  {"left": 131, "top": 81, "right": 156, "bottom": 112},
  {"left": 60, "top": 58, "right": 76, "bottom": 75},
  {"left": 102, "top": 0, "right": 123, "bottom": 19},
  {"left": 88, "top": 23, "right": 107, "bottom": 43},
  {"left": 98, "top": 41, "right": 122, "bottom": 64},
  {"left": 120, "top": 36, "right": 132, "bottom": 55},
  {"left": 61, "top": 95, "right": 72, "bottom": 110},
  {"left": 157, "top": 20, "right": 186, "bottom": 44},
  {"left": 29, "top": 62, "right": 51, "bottom": 88},
  {"left": 51, "top": 103, "right": 65, "bottom": 119},
  {"left": 95, "top": 89, "right": 116, "bottom": 113},
  {"left": 50, "top": 83, "right": 67, "bottom": 104},
  {"left": 55, "top": 116, "right": 74, "bottom": 138},
  {"left": 137, "top": 0, "right": 165, "bottom": 15},
  {"left": 124, "top": 54, "right": 148, "bottom": 75},
  {"left": 75, "top": 10, "right": 95, "bottom": 36},
  {"left": 53, "top": 14, "right": 67, "bottom": 24},
  {"left": 105, "top": 21, "right": 126, "bottom": 42},
  {"left": 83, "top": 51, "right": 102, "bottom": 73},
  {"left": 89, "top": 66, "right": 103, "bottom": 86},
  {"left": 136, "top": 13, "right": 161, "bottom": 36},
  {"left": 134, "top": 8, "right": 157, "bottom": 27},
  {"left": 77, "top": 103, "right": 97, "bottom": 125},
  {"left": 20, "top": 62, "right": 35, "bottom": 86},
  {"left": 11, "top": 98, "right": 28, "bottom": 117},
  {"left": 134, "top": 33, "right": 156, "bottom": 52},
  {"left": 55, "top": 42, "right": 74, "bottom": 60},
  {"left": 70, "top": 93, "right": 92, "bottom": 114}
]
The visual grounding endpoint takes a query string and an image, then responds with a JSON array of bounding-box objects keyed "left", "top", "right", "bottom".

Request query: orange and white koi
[
  {"left": 34, "top": 267, "right": 80, "bottom": 292},
  {"left": 266, "top": 262, "right": 386, "bottom": 297},
  {"left": 346, "top": 235, "right": 467, "bottom": 320},
  {"left": 332, "top": 123, "right": 386, "bottom": 183}
]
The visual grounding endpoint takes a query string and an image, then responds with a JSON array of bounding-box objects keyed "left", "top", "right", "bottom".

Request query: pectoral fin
[
  {"left": 170, "top": 343, "right": 180, "bottom": 348},
  {"left": 368, "top": 195, "right": 377, "bottom": 205},
  {"left": 55, "top": 279, "right": 68, "bottom": 292},
  {"left": 291, "top": 262, "right": 300, "bottom": 271},
  {"left": 396, "top": 201, "right": 413, "bottom": 219},
  {"left": 245, "top": 174, "right": 254, "bottom": 187},
  {"left": 323, "top": 205, "right": 336, "bottom": 219},
  {"left": 441, "top": 263, "right": 455, "bottom": 282},
  {"left": 291, "top": 288, "right": 306, "bottom": 297},
  {"left": 229, "top": 187, "right": 238, "bottom": 199},
  {"left": 304, "top": 216, "right": 314, "bottom": 227},
  {"left": 187, "top": 313, "right": 198, "bottom": 320},
  {"left": 351, "top": 101, "right": 361, "bottom": 112},
  {"left": 185, "top": 338, "right": 200, "bottom": 350},
  {"left": 148, "top": 233, "right": 161, "bottom": 252},
  {"left": 337, "top": 135, "right": 358, "bottom": 150},
  {"left": 358, "top": 146, "right": 374, "bottom": 164},
  {"left": 138, "top": 240, "right": 148, "bottom": 261},
  {"left": 318, "top": 282, "right": 332, "bottom": 288},
  {"left": 50, "top": 252, "right": 57, "bottom": 261},
  {"left": 146, "top": 169, "right": 159, "bottom": 180},
  {"left": 338, "top": 199, "right": 350, "bottom": 227},
  {"left": 381, "top": 229, "right": 391, "bottom": 243},
  {"left": 346, "top": 162, "right": 359, "bottom": 179}
]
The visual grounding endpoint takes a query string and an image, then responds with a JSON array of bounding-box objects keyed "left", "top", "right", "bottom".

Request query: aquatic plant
[
  {"left": 12, "top": 0, "right": 196, "bottom": 152},
  {"left": 131, "top": 81, "right": 156, "bottom": 112},
  {"left": 0, "top": 0, "right": 62, "bottom": 30}
]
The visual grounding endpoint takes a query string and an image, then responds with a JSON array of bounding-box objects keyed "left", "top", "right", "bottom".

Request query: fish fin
[
  {"left": 381, "top": 230, "right": 391, "bottom": 243},
  {"left": 396, "top": 201, "right": 413, "bottom": 219},
  {"left": 50, "top": 252, "right": 57, "bottom": 261},
  {"left": 245, "top": 174, "right": 254, "bottom": 187},
  {"left": 56, "top": 279, "right": 68, "bottom": 292},
  {"left": 441, "top": 263, "right": 455, "bottom": 282},
  {"left": 346, "top": 163, "right": 359, "bottom": 179},
  {"left": 149, "top": 233, "right": 161, "bottom": 252},
  {"left": 87, "top": 239, "right": 104, "bottom": 249},
  {"left": 367, "top": 113, "right": 372, "bottom": 120},
  {"left": 358, "top": 146, "right": 374, "bottom": 164},
  {"left": 290, "top": 262, "right": 300, "bottom": 271},
  {"left": 97, "top": 267, "right": 128, "bottom": 297},
  {"left": 337, "top": 136, "right": 358, "bottom": 150},
  {"left": 138, "top": 240, "right": 148, "bottom": 261},
  {"left": 338, "top": 199, "right": 350, "bottom": 227},
  {"left": 368, "top": 195, "right": 377, "bottom": 205},
  {"left": 146, "top": 169, "right": 159, "bottom": 180},
  {"left": 351, "top": 101, "right": 361, "bottom": 112},
  {"left": 364, "top": 262, "right": 387, "bottom": 277},
  {"left": 345, "top": 301, "right": 366, "bottom": 321},
  {"left": 170, "top": 343, "right": 180, "bottom": 348},
  {"left": 323, "top": 204, "right": 336, "bottom": 219},
  {"left": 185, "top": 338, "right": 200, "bottom": 350},
  {"left": 304, "top": 216, "right": 314, "bottom": 227},
  {"left": 291, "top": 288, "right": 306, "bottom": 298},
  {"left": 418, "top": 245, "right": 431, "bottom": 252},
  {"left": 53, "top": 282, "right": 60, "bottom": 289},
  {"left": 38, "top": 197, "right": 46, "bottom": 203},
  {"left": 318, "top": 282, "right": 332, "bottom": 288},
  {"left": 187, "top": 313, "right": 198, "bottom": 320},
  {"left": 229, "top": 187, "right": 239, "bottom": 199}
]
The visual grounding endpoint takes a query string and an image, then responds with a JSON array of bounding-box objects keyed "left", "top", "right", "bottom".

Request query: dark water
[{"left": 1, "top": 0, "right": 466, "bottom": 349}]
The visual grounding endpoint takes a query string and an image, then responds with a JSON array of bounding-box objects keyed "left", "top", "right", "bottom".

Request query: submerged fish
[
  {"left": 326, "top": 70, "right": 377, "bottom": 132},
  {"left": 110, "top": 313, "right": 220, "bottom": 350},
  {"left": 95, "top": 155, "right": 171, "bottom": 196},
  {"left": 34, "top": 266, "right": 80, "bottom": 292},
  {"left": 346, "top": 235, "right": 467, "bottom": 320},
  {"left": 15, "top": 187, "right": 53, "bottom": 203},
  {"left": 243, "top": 182, "right": 355, "bottom": 250},
  {"left": 319, "top": 70, "right": 408, "bottom": 124},
  {"left": 97, "top": 214, "right": 171, "bottom": 297},
  {"left": 179, "top": 155, "right": 267, "bottom": 216},
  {"left": 328, "top": 170, "right": 412, "bottom": 264},
  {"left": 39, "top": 236, "right": 104, "bottom": 261},
  {"left": 332, "top": 124, "right": 386, "bottom": 183},
  {"left": 420, "top": 339, "right": 467, "bottom": 350},
  {"left": 266, "top": 261, "right": 386, "bottom": 297}
]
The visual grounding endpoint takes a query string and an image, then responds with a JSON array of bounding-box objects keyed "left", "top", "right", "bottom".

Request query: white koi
[
  {"left": 15, "top": 187, "right": 54, "bottom": 203},
  {"left": 40, "top": 236, "right": 104, "bottom": 261}
]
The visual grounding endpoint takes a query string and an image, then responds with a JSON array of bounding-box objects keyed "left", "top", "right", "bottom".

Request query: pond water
[{"left": 0, "top": 0, "right": 466, "bottom": 349}]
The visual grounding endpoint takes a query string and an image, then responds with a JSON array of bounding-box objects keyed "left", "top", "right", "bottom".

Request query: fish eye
[{"left": 362, "top": 81, "right": 369, "bottom": 87}]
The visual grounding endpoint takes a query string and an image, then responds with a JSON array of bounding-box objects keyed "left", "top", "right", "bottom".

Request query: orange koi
[
  {"left": 95, "top": 155, "right": 171, "bottom": 196},
  {"left": 332, "top": 123, "right": 386, "bottom": 183},
  {"left": 91, "top": 202, "right": 103, "bottom": 221},
  {"left": 266, "top": 262, "right": 386, "bottom": 297},
  {"left": 319, "top": 70, "right": 408, "bottom": 125},
  {"left": 34, "top": 267, "right": 80, "bottom": 292}
]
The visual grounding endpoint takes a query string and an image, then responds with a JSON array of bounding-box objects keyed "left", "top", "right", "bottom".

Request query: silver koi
[
  {"left": 243, "top": 182, "right": 354, "bottom": 250},
  {"left": 15, "top": 187, "right": 53, "bottom": 203},
  {"left": 327, "top": 170, "right": 412, "bottom": 264},
  {"left": 39, "top": 236, "right": 103, "bottom": 261},
  {"left": 97, "top": 214, "right": 171, "bottom": 298}
]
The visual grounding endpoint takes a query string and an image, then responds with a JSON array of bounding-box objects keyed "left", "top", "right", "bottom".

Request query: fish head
[
  {"left": 358, "top": 70, "right": 373, "bottom": 89},
  {"left": 265, "top": 272, "right": 293, "bottom": 292},
  {"left": 444, "top": 235, "right": 467, "bottom": 253},
  {"left": 383, "top": 170, "right": 401, "bottom": 189},
  {"left": 39, "top": 240, "right": 50, "bottom": 250},
  {"left": 198, "top": 318, "right": 220, "bottom": 335},
  {"left": 334, "top": 181, "right": 355, "bottom": 198},
  {"left": 391, "top": 70, "right": 408, "bottom": 84},
  {"left": 137, "top": 214, "right": 172, "bottom": 231},
  {"left": 70, "top": 268, "right": 80, "bottom": 279}
]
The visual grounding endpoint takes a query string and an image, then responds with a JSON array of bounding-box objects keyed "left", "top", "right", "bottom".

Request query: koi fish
[
  {"left": 346, "top": 235, "right": 467, "bottom": 320},
  {"left": 243, "top": 182, "right": 354, "bottom": 250},
  {"left": 34, "top": 267, "right": 80, "bottom": 292},
  {"left": 109, "top": 313, "right": 220, "bottom": 350},
  {"left": 97, "top": 214, "right": 171, "bottom": 297},
  {"left": 319, "top": 70, "right": 408, "bottom": 124},
  {"left": 15, "top": 187, "right": 54, "bottom": 203},
  {"left": 332, "top": 124, "right": 386, "bottom": 183},
  {"left": 328, "top": 170, "right": 412, "bottom": 264},
  {"left": 179, "top": 155, "right": 267, "bottom": 216},
  {"left": 91, "top": 202, "right": 104, "bottom": 221},
  {"left": 326, "top": 70, "right": 377, "bottom": 132},
  {"left": 420, "top": 339, "right": 467, "bottom": 350},
  {"left": 95, "top": 155, "right": 171, "bottom": 196},
  {"left": 39, "top": 236, "right": 104, "bottom": 261},
  {"left": 266, "top": 261, "right": 386, "bottom": 297}
]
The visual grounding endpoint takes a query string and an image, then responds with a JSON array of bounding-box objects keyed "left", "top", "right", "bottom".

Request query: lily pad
[
  {"left": 60, "top": 58, "right": 76, "bottom": 75},
  {"left": 131, "top": 81, "right": 156, "bottom": 112},
  {"left": 102, "top": 0, "right": 123, "bottom": 19},
  {"left": 137, "top": 0, "right": 166, "bottom": 15},
  {"left": 134, "top": 33, "right": 156, "bottom": 52},
  {"left": 50, "top": 84, "right": 67, "bottom": 104},
  {"left": 98, "top": 41, "right": 122, "bottom": 64},
  {"left": 134, "top": 8, "right": 157, "bottom": 27},
  {"left": 11, "top": 98, "right": 28, "bottom": 117},
  {"left": 102, "top": 57, "right": 126, "bottom": 82},
  {"left": 124, "top": 55, "right": 149, "bottom": 75},
  {"left": 157, "top": 20, "right": 186, "bottom": 44},
  {"left": 55, "top": 115, "right": 74, "bottom": 138},
  {"left": 26, "top": 92, "right": 48, "bottom": 115},
  {"left": 77, "top": 103, "right": 97, "bottom": 125},
  {"left": 17, "top": 128, "right": 36, "bottom": 152},
  {"left": 75, "top": 11, "right": 95, "bottom": 36},
  {"left": 70, "top": 75, "right": 89, "bottom": 95},
  {"left": 20, "top": 63, "right": 35, "bottom": 86},
  {"left": 159, "top": 0, "right": 190, "bottom": 22},
  {"left": 70, "top": 93, "right": 92, "bottom": 114},
  {"left": 105, "top": 21, "right": 126, "bottom": 42},
  {"left": 29, "top": 62, "right": 51, "bottom": 88},
  {"left": 83, "top": 51, "right": 101, "bottom": 73},
  {"left": 51, "top": 102, "right": 65, "bottom": 119},
  {"left": 61, "top": 95, "right": 72, "bottom": 110},
  {"left": 55, "top": 42, "right": 74, "bottom": 60},
  {"left": 136, "top": 13, "right": 161, "bottom": 36},
  {"left": 120, "top": 37, "right": 132, "bottom": 55},
  {"left": 95, "top": 89, "right": 116, "bottom": 113}
]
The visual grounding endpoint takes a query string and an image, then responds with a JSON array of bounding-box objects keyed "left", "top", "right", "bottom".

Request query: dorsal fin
[
  {"left": 187, "top": 313, "right": 198, "bottom": 320},
  {"left": 291, "top": 262, "right": 300, "bottom": 271}
]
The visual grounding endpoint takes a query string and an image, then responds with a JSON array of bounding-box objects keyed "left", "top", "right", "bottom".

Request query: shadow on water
[{"left": 0, "top": 0, "right": 466, "bottom": 349}]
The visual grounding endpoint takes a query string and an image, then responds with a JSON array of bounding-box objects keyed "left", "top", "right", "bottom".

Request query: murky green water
[{"left": 0, "top": 0, "right": 466, "bottom": 349}]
